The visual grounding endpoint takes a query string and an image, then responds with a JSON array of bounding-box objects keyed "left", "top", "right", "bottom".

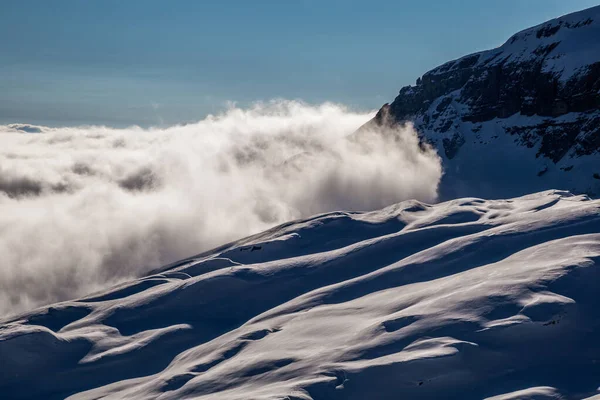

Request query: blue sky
[{"left": 1, "top": 0, "right": 598, "bottom": 127}]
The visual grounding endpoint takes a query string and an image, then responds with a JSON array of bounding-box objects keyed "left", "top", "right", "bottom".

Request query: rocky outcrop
[{"left": 365, "top": 6, "right": 600, "bottom": 199}]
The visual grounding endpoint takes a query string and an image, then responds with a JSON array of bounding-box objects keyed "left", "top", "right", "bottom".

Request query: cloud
[
  {"left": 0, "top": 100, "right": 442, "bottom": 317},
  {"left": 4, "top": 123, "right": 46, "bottom": 134}
]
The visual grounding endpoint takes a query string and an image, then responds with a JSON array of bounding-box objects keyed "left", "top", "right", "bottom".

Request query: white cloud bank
[{"left": 0, "top": 101, "right": 442, "bottom": 316}]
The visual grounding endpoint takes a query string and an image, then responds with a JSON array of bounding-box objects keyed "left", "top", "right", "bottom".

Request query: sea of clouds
[{"left": 0, "top": 100, "right": 442, "bottom": 316}]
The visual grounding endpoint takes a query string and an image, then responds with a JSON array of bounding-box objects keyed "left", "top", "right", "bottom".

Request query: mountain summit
[{"left": 364, "top": 6, "right": 600, "bottom": 199}]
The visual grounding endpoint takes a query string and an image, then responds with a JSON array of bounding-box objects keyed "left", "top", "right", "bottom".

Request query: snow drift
[
  {"left": 1, "top": 190, "right": 599, "bottom": 399},
  {"left": 0, "top": 101, "right": 442, "bottom": 316}
]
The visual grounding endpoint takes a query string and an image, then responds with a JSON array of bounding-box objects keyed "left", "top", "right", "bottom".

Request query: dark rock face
[
  {"left": 442, "top": 132, "right": 465, "bottom": 160},
  {"left": 364, "top": 6, "right": 600, "bottom": 199}
]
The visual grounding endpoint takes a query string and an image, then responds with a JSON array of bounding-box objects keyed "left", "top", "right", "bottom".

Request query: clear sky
[{"left": 1, "top": 0, "right": 598, "bottom": 127}]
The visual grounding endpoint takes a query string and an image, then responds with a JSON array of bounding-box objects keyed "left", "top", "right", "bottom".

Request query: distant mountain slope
[
  {"left": 363, "top": 6, "right": 600, "bottom": 199},
  {"left": 1, "top": 190, "right": 599, "bottom": 399}
]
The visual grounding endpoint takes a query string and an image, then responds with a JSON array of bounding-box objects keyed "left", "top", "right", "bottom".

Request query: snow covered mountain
[
  {"left": 362, "top": 6, "right": 600, "bottom": 199},
  {"left": 2, "top": 8, "right": 600, "bottom": 400},
  {"left": 2, "top": 190, "right": 600, "bottom": 399}
]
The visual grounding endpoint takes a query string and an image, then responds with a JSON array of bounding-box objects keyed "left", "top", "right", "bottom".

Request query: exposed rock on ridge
[{"left": 364, "top": 6, "right": 600, "bottom": 199}]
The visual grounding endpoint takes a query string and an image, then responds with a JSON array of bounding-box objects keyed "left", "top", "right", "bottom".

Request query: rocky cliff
[{"left": 365, "top": 6, "right": 600, "bottom": 199}]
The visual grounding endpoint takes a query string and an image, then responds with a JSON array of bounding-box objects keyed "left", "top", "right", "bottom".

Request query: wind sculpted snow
[{"left": 1, "top": 190, "right": 599, "bottom": 399}]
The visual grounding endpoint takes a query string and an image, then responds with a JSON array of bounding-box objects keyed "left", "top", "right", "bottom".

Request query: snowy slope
[
  {"left": 1, "top": 190, "right": 599, "bottom": 399},
  {"left": 363, "top": 6, "right": 600, "bottom": 199}
]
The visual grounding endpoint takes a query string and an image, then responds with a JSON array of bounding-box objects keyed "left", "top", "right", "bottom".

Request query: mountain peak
[{"left": 364, "top": 6, "right": 600, "bottom": 200}]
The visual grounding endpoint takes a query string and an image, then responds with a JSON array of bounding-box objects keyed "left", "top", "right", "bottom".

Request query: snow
[
  {"left": 409, "top": 6, "right": 600, "bottom": 201},
  {"left": 402, "top": 7, "right": 600, "bottom": 200},
  {"left": 427, "top": 5, "right": 600, "bottom": 82},
  {"left": 434, "top": 111, "right": 600, "bottom": 199},
  {"left": 484, "top": 386, "right": 561, "bottom": 400},
  {"left": 1, "top": 189, "right": 599, "bottom": 399}
]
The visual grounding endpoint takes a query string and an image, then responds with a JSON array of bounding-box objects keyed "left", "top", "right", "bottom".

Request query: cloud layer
[{"left": 0, "top": 101, "right": 442, "bottom": 316}]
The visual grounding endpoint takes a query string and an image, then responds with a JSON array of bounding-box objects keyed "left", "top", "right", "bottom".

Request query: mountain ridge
[
  {"left": 2, "top": 7, "right": 600, "bottom": 400},
  {"left": 1, "top": 189, "right": 600, "bottom": 399},
  {"left": 363, "top": 5, "right": 600, "bottom": 199}
]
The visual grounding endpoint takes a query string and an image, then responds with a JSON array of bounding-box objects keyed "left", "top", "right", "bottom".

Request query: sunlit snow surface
[{"left": 1, "top": 190, "right": 599, "bottom": 399}]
